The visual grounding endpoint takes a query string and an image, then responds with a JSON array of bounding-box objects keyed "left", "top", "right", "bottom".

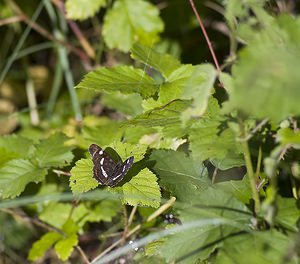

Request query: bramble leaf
[
  {"left": 77, "top": 66, "right": 159, "bottom": 98},
  {"left": 102, "top": 0, "right": 163, "bottom": 51},
  {"left": 131, "top": 43, "right": 181, "bottom": 78},
  {"left": 33, "top": 133, "right": 74, "bottom": 168},
  {"left": 54, "top": 233, "right": 78, "bottom": 261},
  {"left": 0, "top": 159, "right": 47, "bottom": 198},
  {"left": 150, "top": 150, "right": 209, "bottom": 202},
  {"left": 70, "top": 158, "right": 98, "bottom": 194},
  {"left": 110, "top": 168, "right": 161, "bottom": 208},
  {"left": 189, "top": 98, "right": 243, "bottom": 167},
  {"left": 28, "top": 232, "right": 62, "bottom": 261},
  {"left": 66, "top": 0, "right": 106, "bottom": 20}
]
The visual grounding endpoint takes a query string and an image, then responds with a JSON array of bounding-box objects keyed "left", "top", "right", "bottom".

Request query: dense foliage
[{"left": 1, "top": 0, "right": 300, "bottom": 263}]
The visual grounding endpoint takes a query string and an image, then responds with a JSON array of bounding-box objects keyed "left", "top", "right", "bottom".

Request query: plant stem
[{"left": 239, "top": 120, "right": 260, "bottom": 213}]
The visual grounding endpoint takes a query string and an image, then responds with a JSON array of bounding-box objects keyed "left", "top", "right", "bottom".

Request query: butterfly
[{"left": 88, "top": 143, "right": 134, "bottom": 187}]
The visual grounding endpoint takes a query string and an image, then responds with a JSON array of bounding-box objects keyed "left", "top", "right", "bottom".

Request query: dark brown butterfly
[{"left": 88, "top": 144, "right": 134, "bottom": 187}]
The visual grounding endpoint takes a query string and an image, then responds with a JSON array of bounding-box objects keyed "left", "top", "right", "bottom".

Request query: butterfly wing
[
  {"left": 106, "top": 156, "right": 134, "bottom": 187},
  {"left": 88, "top": 144, "right": 117, "bottom": 185}
]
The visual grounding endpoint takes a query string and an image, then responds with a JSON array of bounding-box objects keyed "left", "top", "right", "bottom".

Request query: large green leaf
[
  {"left": 226, "top": 15, "right": 300, "bottom": 122},
  {"left": 150, "top": 150, "right": 210, "bottom": 202},
  {"left": 131, "top": 43, "right": 181, "bottom": 78},
  {"left": 33, "top": 133, "right": 74, "bottom": 168},
  {"left": 0, "top": 159, "right": 47, "bottom": 198},
  {"left": 181, "top": 64, "right": 217, "bottom": 122},
  {"left": 110, "top": 168, "right": 161, "bottom": 208},
  {"left": 128, "top": 99, "right": 190, "bottom": 138},
  {"left": 66, "top": 0, "right": 106, "bottom": 20},
  {"left": 215, "top": 230, "right": 292, "bottom": 264},
  {"left": 76, "top": 66, "right": 159, "bottom": 98},
  {"left": 157, "top": 187, "right": 251, "bottom": 263},
  {"left": 28, "top": 232, "right": 62, "bottom": 261},
  {"left": 0, "top": 134, "right": 33, "bottom": 166},
  {"left": 189, "top": 98, "right": 243, "bottom": 167},
  {"left": 102, "top": 0, "right": 163, "bottom": 51}
]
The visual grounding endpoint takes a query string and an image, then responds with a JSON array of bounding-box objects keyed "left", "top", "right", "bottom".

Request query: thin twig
[
  {"left": 188, "top": 0, "right": 221, "bottom": 73},
  {"left": 53, "top": 169, "right": 71, "bottom": 176},
  {"left": 128, "top": 205, "right": 138, "bottom": 227},
  {"left": 0, "top": 15, "right": 22, "bottom": 26},
  {"left": 238, "top": 119, "right": 269, "bottom": 142}
]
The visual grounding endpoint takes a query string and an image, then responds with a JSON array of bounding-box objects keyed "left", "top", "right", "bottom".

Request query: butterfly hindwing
[
  {"left": 106, "top": 156, "right": 134, "bottom": 187},
  {"left": 88, "top": 144, "right": 134, "bottom": 187}
]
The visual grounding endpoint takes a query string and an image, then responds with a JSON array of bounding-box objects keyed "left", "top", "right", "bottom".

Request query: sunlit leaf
[
  {"left": 103, "top": 0, "right": 163, "bottom": 51},
  {"left": 111, "top": 168, "right": 161, "bottom": 208},
  {"left": 77, "top": 66, "right": 159, "bottom": 98},
  {"left": 66, "top": 0, "right": 106, "bottom": 20},
  {"left": 34, "top": 133, "right": 74, "bottom": 168},
  {"left": 54, "top": 233, "right": 78, "bottom": 261},
  {"left": 28, "top": 232, "right": 62, "bottom": 261},
  {"left": 0, "top": 159, "right": 47, "bottom": 198},
  {"left": 70, "top": 158, "right": 98, "bottom": 194}
]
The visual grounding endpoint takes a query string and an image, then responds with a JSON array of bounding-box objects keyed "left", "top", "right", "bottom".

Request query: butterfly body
[{"left": 89, "top": 144, "right": 134, "bottom": 187}]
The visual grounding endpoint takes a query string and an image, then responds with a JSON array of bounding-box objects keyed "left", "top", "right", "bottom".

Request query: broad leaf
[
  {"left": 277, "top": 127, "right": 300, "bottom": 148},
  {"left": 0, "top": 159, "right": 47, "bottom": 198},
  {"left": 34, "top": 133, "right": 74, "bottom": 168},
  {"left": 181, "top": 64, "right": 217, "bottom": 122},
  {"left": 70, "top": 158, "right": 98, "bottom": 194},
  {"left": 111, "top": 168, "right": 161, "bottom": 208},
  {"left": 77, "top": 66, "right": 159, "bottom": 98},
  {"left": 0, "top": 134, "right": 33, "bottom": 166},
  {"left": 150, "top": 150, "right": 210, "bottom": 202},
  {"left": 39, "top": 202, "right": 72, "bottom": 229},
  {"left": 157, "top": 187, "right": 251, "bottom": 263},
  {"left": 131, "top": 43, "right": 181, "bottom": 78},
  {"left": 54, "top": 233, "right": 78, "bottom": 261},
  {"left": 28, "top": 232, "right": 62, "bottom": 261},
  {"left": 276, "top": 197, "right": 300, "bottom": 231},
  {"left": 66, "top": 0, "right": 106, "bottom": 20},
  {"left": 226, "top": 15, "right": 300, "bottom": 122},
  {"left": 72, "top": 200, "right": 121, "bottom": 227},
  {"left": 102, "top": 0, "right": 163, "bottom": 51},
  {"left": 215, "top": 230, "right": 292, "bottom": 264},
  {"left": 189, "top": 98, "right": 243, "bottom": 166}
]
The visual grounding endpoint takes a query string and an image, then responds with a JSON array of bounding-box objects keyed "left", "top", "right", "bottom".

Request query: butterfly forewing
[
  {"left": 89, "top": 144, "right": 134, "bottom": 187},
  {"left": 89, "top": 144, "right": 117, "bottom": 185}
]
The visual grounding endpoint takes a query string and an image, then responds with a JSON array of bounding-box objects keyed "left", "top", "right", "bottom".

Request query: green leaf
[
  {"left": 82, "top": 119, "right": 125, "bottom": 148},
  {"left": 131, "top": 43, "right": 181, "bottom": 78},
  {"left": 277, "top": 127, "right": 300, "bottom": 148},
  {"left": 129, "top": 100, "right": 190, "bottom": 138},
  {"left": 72, "top": 200, "right": 121, "bottom": 227},
  {"left": 33, "top": 133, "right": 74, "bottom": 168},
  {"left": 39, "top": 203, "right": 72, "bottom": 229},
  {"left": 181, "top": 64, "right": 217, "bottom": 122},
  {"left": 28, "top": 232, "right": 62, "bottom": 261},
  {"left": 158, "top": 187, "right": 251, "bottom": 263},
  {"left": 111, "top": 168, "right": 161, "bottom": 208},
  {"left": 77, "top": 66, "right": 159, "bottom": 99},
  {"left": 150, "top": 150, "right": 209, "bottom": 202},
  {"left": 226, "top": 15, "right": 300, "bottom": 122},
  {"left": 189, "top": 98, "right": 243, "bottom": 165},
  {"left": 66, "top": 0, "right": 106, "bottom": 20},
  {"left": 103, "top": 0, "right": 163, "bottom": 52},
  {"left": 70, "top": 158, "right": 98, "bottom": 194},
  {"left": 276, "top": 197, "right": 299, "bottom": 231},
  {"left": 54, "top": 233, "right": 78, "bottom": 261},
  {"left": 0, "top": 159, "right": 47, "bottom": 198},
  {"left": 101, "top": 92, "right": 143, "bottom": 116},
  {"left": 215, "top": 230, "right": 291, "bottom": 264},
  {"left": 0, "top": 134, "right": 33, "bottom": 166}
]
